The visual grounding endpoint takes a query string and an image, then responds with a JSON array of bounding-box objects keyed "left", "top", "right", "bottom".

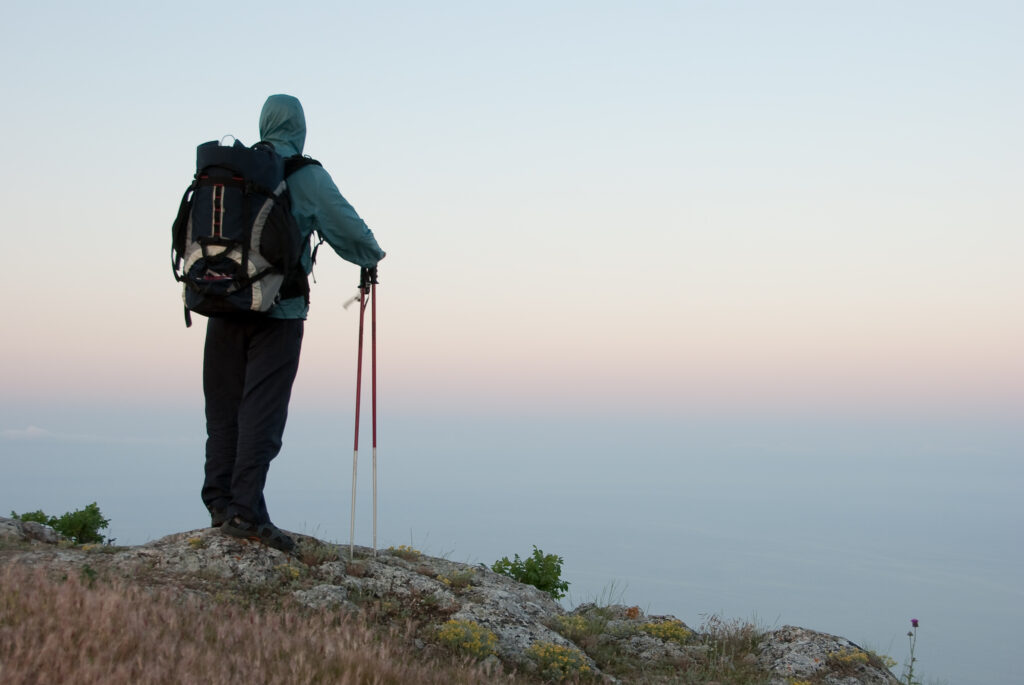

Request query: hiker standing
[{"left": 198, "top": 94, "right": 386, "bottom": 551}]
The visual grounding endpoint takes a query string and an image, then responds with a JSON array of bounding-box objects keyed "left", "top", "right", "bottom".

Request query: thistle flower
[{"left": 911, "top": 618, "right": 919, "bottom": 628}]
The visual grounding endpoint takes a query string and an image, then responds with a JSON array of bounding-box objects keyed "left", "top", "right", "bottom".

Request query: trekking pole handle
[{"left": 359, "top": 266, "right": 379, "bottom": 292}]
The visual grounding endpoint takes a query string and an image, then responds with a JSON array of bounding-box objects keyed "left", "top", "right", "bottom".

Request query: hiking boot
[
  {"left": 221, "top": 516, "right": 296, "bottom": 552},
  {"left": 208, "top": 507, "right": 230, "bottom": 528}
]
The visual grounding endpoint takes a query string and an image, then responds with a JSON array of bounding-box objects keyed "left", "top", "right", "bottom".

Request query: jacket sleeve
[{"left": 289, "top": 165, "right": 385, "bottom": 269}]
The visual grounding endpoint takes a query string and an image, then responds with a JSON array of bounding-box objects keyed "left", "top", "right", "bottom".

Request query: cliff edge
[{"left": 0, "top": 517, "right": 898, "bottom": 684}]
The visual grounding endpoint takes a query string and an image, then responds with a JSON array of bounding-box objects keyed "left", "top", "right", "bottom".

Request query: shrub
[
  {"left": 832, "top": 648, "right": 869, "bottom": 665},
  {"left": 526, "top": 641, "right": 591, "bottom": 681},
  {"left": 553, "top": 614, "right": 590, "bottom": 641},
  {"left": 296, "top": 538, "right": 339, "bottom": 566},
  {"left": 436, "top": 619, "right": 498, "bottom": 660},
  {"left": 11, "top": 502, "right": 110, "bottom": 544},
  {"left": 12, "top": 509, "right": 51, "bottom": 526},
  {"left": 387, "top": 544, "right": 421, "bottom": 561},
  {"left": 275, "top": 562, "right": 305, "bottom": 583},
  {"left": 552, "top": 612, "right": 613, "bottom": 643},
  {"left": 639, "top": 619, "right": 691, "bottom": 644},
  {"left": 436, "top": 568, "right": 476, "bottom": 591},
  {"left": 491, "top": 546, "right": 569, "bottom": 600}
]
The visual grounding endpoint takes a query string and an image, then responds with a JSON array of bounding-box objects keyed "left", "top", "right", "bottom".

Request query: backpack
[{"left": 171, "top": 138, "right": 321, "bottom": 327}]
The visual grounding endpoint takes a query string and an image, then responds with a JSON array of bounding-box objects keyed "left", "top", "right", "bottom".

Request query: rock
[
  {"left": 449, "top": 573, "right": 580, "bottom": 665},
  {"left": 0, "top": 523, "right": 903, "bottom": 684},
  {"left": 141, "top": 529, "right": 292, "bottom": 585},
  {"left": 0, "top": 516, "right": 22, "bottom": 542},
  {"left": 564, "top": 602, "right": 701, "bottom": 673},
  {"left": 0, "top": 516, "right": 63, "bottom": 544},
  {"left": 293, "top": 583, "right": 354, "bottom": 611},
  {"left": 758, "top": 625, "right": 899, "bottom": 684}
]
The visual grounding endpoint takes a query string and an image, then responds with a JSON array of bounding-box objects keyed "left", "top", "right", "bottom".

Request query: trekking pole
[
  {"left": 350, "top": 274, "right": 370, "bottom": 561},
  {"left": 371, "top": 278, "right": 378, "bottom": 557}
]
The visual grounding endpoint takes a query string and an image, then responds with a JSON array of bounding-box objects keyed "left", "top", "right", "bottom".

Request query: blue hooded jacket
[{"left": 258, "top": 94, "right": 385, "bottom": 319}]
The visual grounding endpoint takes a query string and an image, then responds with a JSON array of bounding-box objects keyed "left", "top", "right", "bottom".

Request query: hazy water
[{"left": 2, "top": 402, "right": 1020, "bottom": 684}]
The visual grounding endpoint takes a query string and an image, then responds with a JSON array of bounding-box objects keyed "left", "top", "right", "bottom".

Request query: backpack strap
[
  {"left": 286, "top": 155, "right": 326, "bottom": 275},
  {"left": 284, "top": 155, "right": 322, "bottom": 177},
  {"left": 277, "top": 155, "right": 323, "bottom": 303}
]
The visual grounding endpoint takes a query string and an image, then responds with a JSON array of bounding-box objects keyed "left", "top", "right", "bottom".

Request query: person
[{"left": 201, "top": 94, "right": 385, "bottom": 552}]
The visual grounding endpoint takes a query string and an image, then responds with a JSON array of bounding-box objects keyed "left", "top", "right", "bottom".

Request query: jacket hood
[{"left": 259, "top": 94, "right": 306, "bottom": 157}]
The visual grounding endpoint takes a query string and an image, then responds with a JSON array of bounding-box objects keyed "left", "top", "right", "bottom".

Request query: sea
[{"left": 2, "top": 402, "right": 1020, "bottom": 684}]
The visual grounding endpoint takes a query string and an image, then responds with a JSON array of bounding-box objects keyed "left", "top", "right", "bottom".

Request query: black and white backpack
[{"left": 171, "top": 138, "right": 320, "bottom": 326}]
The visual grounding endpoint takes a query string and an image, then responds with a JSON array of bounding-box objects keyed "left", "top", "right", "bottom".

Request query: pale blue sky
[
  {"left": 2, "top": 1, "right": 1020, "bottom": 415},
  {"left": 1, "top": 3, "right": 1019, "bottom": 409}
]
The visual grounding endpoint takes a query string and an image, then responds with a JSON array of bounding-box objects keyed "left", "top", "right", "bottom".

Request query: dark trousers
[{"left": 201, "top": 316, "right": 304, "bottom": 525}]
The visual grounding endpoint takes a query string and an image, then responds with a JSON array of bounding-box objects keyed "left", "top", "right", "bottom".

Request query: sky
[
  {"left": 0, "top": 0, "right": 1019, "bottom": 418},
  {"left": 1, "top": 2, "right": 1022, "bottom": 682}
]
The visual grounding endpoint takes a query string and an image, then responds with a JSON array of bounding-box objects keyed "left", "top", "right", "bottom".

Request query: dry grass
[
  {"left": 687, "top": 614, "right": 768, "bottom": 683},
  {"left": 0, "top": 564, "right": 507, "bottom": 685}
]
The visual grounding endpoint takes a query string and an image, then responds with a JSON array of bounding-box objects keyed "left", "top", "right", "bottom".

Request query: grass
[
  {"left": 684, "top": 614, "right": 768, "bottom": 683},
  {"left": 0, "top": 563, "right": 516, "bottom": 684},
  {"left": 295, "top": 536, "right": 341, "bottom": 566},
  {"left": 0, "top": 543, "right": 903, "bottom": 684}
]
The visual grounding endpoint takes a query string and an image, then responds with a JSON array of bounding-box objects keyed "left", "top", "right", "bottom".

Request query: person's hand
[{"left": 360, "top": 266, "right": 378, "bottom": 290}]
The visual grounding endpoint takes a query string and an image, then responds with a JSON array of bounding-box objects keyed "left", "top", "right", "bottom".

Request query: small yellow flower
[
  {"left": 526, "top": 642, "right": 590, "bottom": 681},
  {"left": 436, "top": 620, "right": 497, "bottom": 659},
  {"left": 387, "top": 544, "right": 421, "bottom": 560},
  {"left": 639, "top": 620, "right": 691, "bottom": 644}
]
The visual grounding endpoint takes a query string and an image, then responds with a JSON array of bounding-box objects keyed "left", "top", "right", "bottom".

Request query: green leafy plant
[
  {"left": 491, "top": 546, "right": 569, "bottom": 600},
  {"left": 11, "top": 503, "right": 110, "bottom": 544},
  {"left": 11, "top": 509, "right": 50, "bottom": 526}
]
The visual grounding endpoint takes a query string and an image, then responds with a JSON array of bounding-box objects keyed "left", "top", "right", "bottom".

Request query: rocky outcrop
[
  {"left": 758, "top": 625, "right": 899, "bottom": 685},
  {"left": 0, "top": 516, "right": 63, "bottom": 544},
  {"left": 0, "top": 519, "right": 898, "bottom": 684}
]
